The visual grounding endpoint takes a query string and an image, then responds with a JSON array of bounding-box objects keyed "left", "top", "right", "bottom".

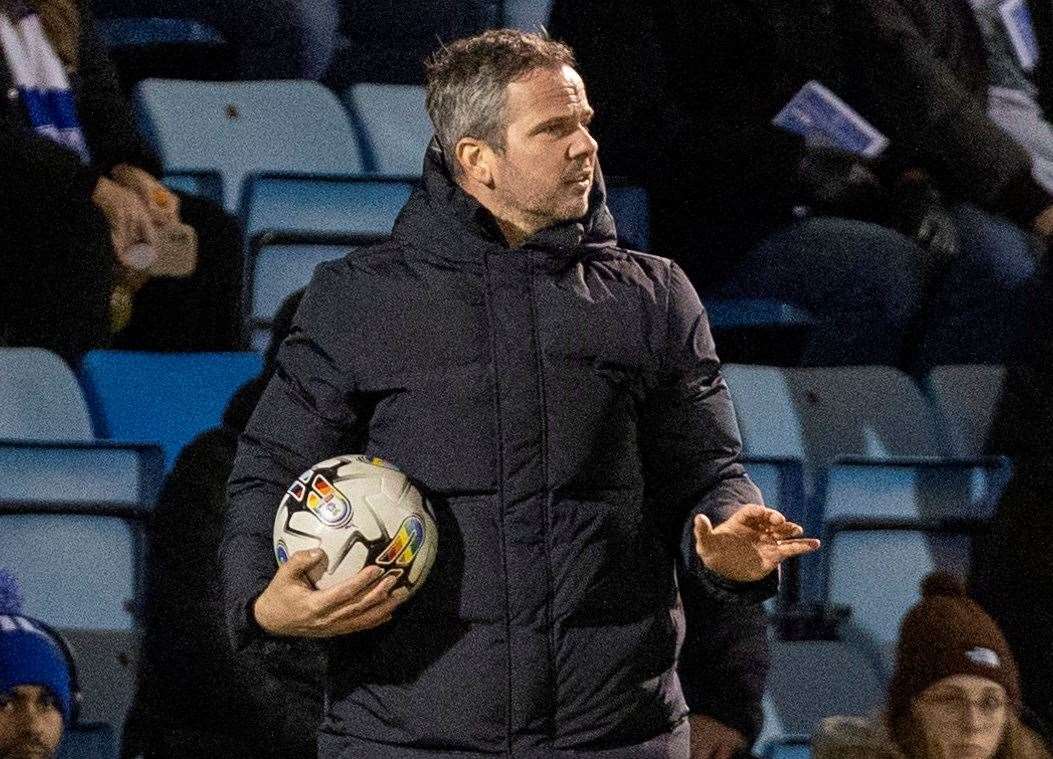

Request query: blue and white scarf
[{"left": 0, "top": 0, "right": 89, "bottom": 162}]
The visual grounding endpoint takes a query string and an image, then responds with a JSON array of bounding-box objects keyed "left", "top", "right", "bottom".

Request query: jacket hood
[{"left": 391, "top": 138, "right": 618, "bottom": 261}]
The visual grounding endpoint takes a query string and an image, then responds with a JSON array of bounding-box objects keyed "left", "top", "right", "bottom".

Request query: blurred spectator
[
  {"left": 0, "top": 0, "right": 243, "bottom": 366},
  {"left": 972, "top": 0, "right": 1053, "bottom": 193},
  {"left": 813, "top": 573, "right": 1052, "bottom": 759},
  {"left": 123, "top": 289, "right": 324, "bottom": 759},
  {"left": 551, "top": 0, "right": 1042, "bottom": 370},
  {"left": 0, "top": 571, "right": 75, "bottom": 759}
]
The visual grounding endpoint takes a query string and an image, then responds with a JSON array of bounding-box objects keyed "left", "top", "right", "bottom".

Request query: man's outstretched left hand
[{"left": 693, "top": 504, "right": 820, "bottom": 582}]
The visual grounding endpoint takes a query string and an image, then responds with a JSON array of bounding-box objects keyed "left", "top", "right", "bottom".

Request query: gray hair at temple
[{"left": 424, "top": 28, "right": 576, "bottom": 176}]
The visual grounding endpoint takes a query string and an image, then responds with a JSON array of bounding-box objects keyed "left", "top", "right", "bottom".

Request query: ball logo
[
  {"left": 275, "top": 541, "right": 290, "bottom": 564},
  {"left": 376, "top": 515, "right": 426, "bottom": 567},
  {"left": 306, "top": 473, "right": 353, "bottom": 527}
]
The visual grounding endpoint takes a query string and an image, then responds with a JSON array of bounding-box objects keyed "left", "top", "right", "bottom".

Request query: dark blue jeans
[{"left": 715, "top": 207, "right": 1039, "bottom": 370}]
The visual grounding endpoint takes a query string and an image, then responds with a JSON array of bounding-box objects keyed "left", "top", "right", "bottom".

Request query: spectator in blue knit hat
[{"left": 0, "top": 571, "right": 74, "bottom": 759}]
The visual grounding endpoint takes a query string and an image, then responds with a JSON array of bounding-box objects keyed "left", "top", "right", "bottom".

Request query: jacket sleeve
[
  {"left": 677, "top": 581, "right": 770, "bottom": 743},
  {"left": 75, "top": 2, "right": 163, "bottom": 176},
  {"left": 0, "top": 81, "right": 100, "bottom": 205},
  {"left": 640, "top": 261, "right": 776, "bottom": 601},
  {"left": 841, "top": 0, "right": 1050, "bottom": 226},
  {"left": 222, "top": 260, "right": 369, "bottom": 650}
]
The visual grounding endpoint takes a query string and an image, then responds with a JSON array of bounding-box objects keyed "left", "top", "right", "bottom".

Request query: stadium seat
[
  {"left": 0, "top": 348, "right": 93, "bottom": 441},
  {"left": 97, "top": 16, "right": 224, "bottom": 47},
  {"left": 79, "top": 351, "right": 263, "bottom": 471},
  {"left": 824, "top": 525, "right": 977, "bottom": 676},
  {"left": 241, "top": 174, "right": 413, "bottom": 243},
  {"left": 65, "top": 629, "right": 141, "bottom": 731},
  {"left": 241, "top": 174, "right": 415, "bottom": 344},
  {"left": 1, "top": 504, "right": 149, "bottom": 630},
  {"left": 722, "top": 365, "right": 949, "bottom": 468},
  {"left": 721, "top": 364, "right": 1007, "bottom": 605},
  {"left": 248, "top": 236, "right": 355, "bottom": 350},
  {"left": 764, "top": 736, "right": 812, "bottom": 759},
  {"left": 755, "top": 637, "right": 883, "bottom": 754},
  {"left": 134, "top": 79, "right": 364, "bottom": 210},
  {"left": 704, "top": 299, "right": 814, "bottom": 330},
  {"left": 342, "top": 84, "right": 432, "bottom": 176},
  {"left": 503, "top": 0, "right": 553, "bottom": 30},
  {"left": 924, "top": 364, "right": 1007, "bottom": 457},
  {"left": 0, "top": 348, "right": 163, "bottom": 505},
  {"left": 742, "top": 457, "right": 807, "bottom": 525},
  {"left": 58, "top": 721, "right": 118, "bottom": 759},
  {"left": 605, "top": 181, "right": 650, "bottom": 251}
]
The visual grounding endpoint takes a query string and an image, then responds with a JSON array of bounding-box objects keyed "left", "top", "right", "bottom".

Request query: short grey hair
[{"left": 425, "top": 29, "right": 576, "bottom": 176}]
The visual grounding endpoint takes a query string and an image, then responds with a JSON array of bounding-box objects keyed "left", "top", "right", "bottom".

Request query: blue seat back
[
  {"left": 249, "top": 240, "right": 358, "bottom": 350},
  {"left": 924, "top": 364, "right": 1006, "bottom": 457},
  {"left": 826, "top": 527, "right": 975, "bottom": 656},
  {"left": 343, "top": 84, "right": 431, "bottom": 176},
  {"left": 80, "top": 351, "right": 263, "bottom": 470},
  {"left": 242, "top": 174, "right": 413, "bottom": 243},
  {"left": 2, "top": 508, "right": 147, "bottom": 630},
  {"left": 58, "top": 721, "right": 117, "bottom": 759},
  {"left": 503, "top": 0, "right": 553, "bottom": 29},
  {"left": 0, "top": 348, "right": 94, "bottom": 441},
  {"left": 756, "top": 638, "right": 883, "bottom": 753},
  {"left": 134, "top": 79, "right": 364, "bottom": 210},
  {"left": 722, "top": 365, "right": 948, "bottom": 469},
  {"left": 97, "top": 16, "right": 224, "bottom": 46}
]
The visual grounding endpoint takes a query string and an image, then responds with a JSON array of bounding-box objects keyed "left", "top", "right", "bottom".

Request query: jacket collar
[{"left": 391, "top": 137, "right": 618, "bottom": 263}]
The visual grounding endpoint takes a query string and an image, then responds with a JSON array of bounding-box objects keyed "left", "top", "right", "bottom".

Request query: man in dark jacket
[{"left": 222, "top": 29, "right": 817, "bottom": 759}]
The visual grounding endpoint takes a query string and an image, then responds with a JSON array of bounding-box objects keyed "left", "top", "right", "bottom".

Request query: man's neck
[{"left": 457, "top": 179, "right": 538, "bottom": 248}]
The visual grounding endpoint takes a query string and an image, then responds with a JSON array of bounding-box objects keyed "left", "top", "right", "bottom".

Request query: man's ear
[{"left": 455, "top": 137, "right": 495, "bottom": 186}]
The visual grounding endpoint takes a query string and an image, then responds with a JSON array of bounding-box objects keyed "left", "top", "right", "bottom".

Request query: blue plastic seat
[
  {"left": 924, "top": 364, "right": 1007, "bottom": 457},
  {"left": 0, "top": 348, "right": 163, "bottom": 504},
  {"left": 605, "top": 181, "right": 650, "bottom": 251},
  {"left": 0, "top": 349, "right": 162, "bottom": 630},
  {"left": 241, "top": 174, "right": 415, "bottom": 344},
  {"left": 64, "top": 629, "right": 140, "bottom": 732},
  {"left": 704, "top": 298, "right": 814, "bottom": 330},
  {"left": 134, "top": 79, "right": 364, "bottom": 210},
  {"left": 80, "top": 350, "right": 263, "bottom": 471},
  {"left": 755, "top": 637, "right": 882, "bottom": 755},
  {"left": 342, "top": 84, "right": 432, "bottom": 176},
  {"left": 824, "top": 527, "right": 975, "bottom": 676},
  {"left": 764, "top": 737, "right": 812, "bottom": 759},
  {"left": 503, "top": 0, "right": 554, "bottom": 29},
  {"left": 1, "top": 506, "right": 148, "bottom": 630},
  {"left": 248, "top": 237, "right": 355, "bottom": 350},
  {"left": 97, "top": 17, "right": 224, "bottom": 47},
  {"left": 58, "top": 722, "right": 117, "bottom": 759},
  {"left": 721, "top": 364, "right": 1007, "bottom": 607}
]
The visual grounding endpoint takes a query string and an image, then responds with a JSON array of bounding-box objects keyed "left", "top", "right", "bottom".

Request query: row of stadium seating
[{"left": 0, "top": 347, "right": 1006, "bottom": 755}]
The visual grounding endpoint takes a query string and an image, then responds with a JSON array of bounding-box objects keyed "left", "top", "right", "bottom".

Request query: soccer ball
[{"left": 272, "top": 454, "right": 438, "bottom": 593}]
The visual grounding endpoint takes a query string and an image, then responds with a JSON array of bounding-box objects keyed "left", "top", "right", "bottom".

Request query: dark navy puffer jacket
[{"left": 223, "top": 143, "right": 768, "bottom": 758}]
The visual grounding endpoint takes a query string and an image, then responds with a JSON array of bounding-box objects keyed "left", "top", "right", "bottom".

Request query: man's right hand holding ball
[{"left": 253, "top": 550, "right": 409, "bottom": 637}]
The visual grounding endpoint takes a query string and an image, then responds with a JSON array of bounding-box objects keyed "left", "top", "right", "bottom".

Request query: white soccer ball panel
[{"left": 316, "top": 539, "right": 370, "bottom": 589}]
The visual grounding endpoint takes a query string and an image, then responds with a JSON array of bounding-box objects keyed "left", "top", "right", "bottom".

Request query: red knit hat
[{"left": 888, "top": 572, "right": 1020, "bottom": 728}]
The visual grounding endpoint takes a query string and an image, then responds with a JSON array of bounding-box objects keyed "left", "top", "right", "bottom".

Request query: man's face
[
  {"left": 487, "top": 65, "right": 598, "bottom": 236},
  {"left": 0, "top": 686, "right": 63, "bottom": 759}
]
